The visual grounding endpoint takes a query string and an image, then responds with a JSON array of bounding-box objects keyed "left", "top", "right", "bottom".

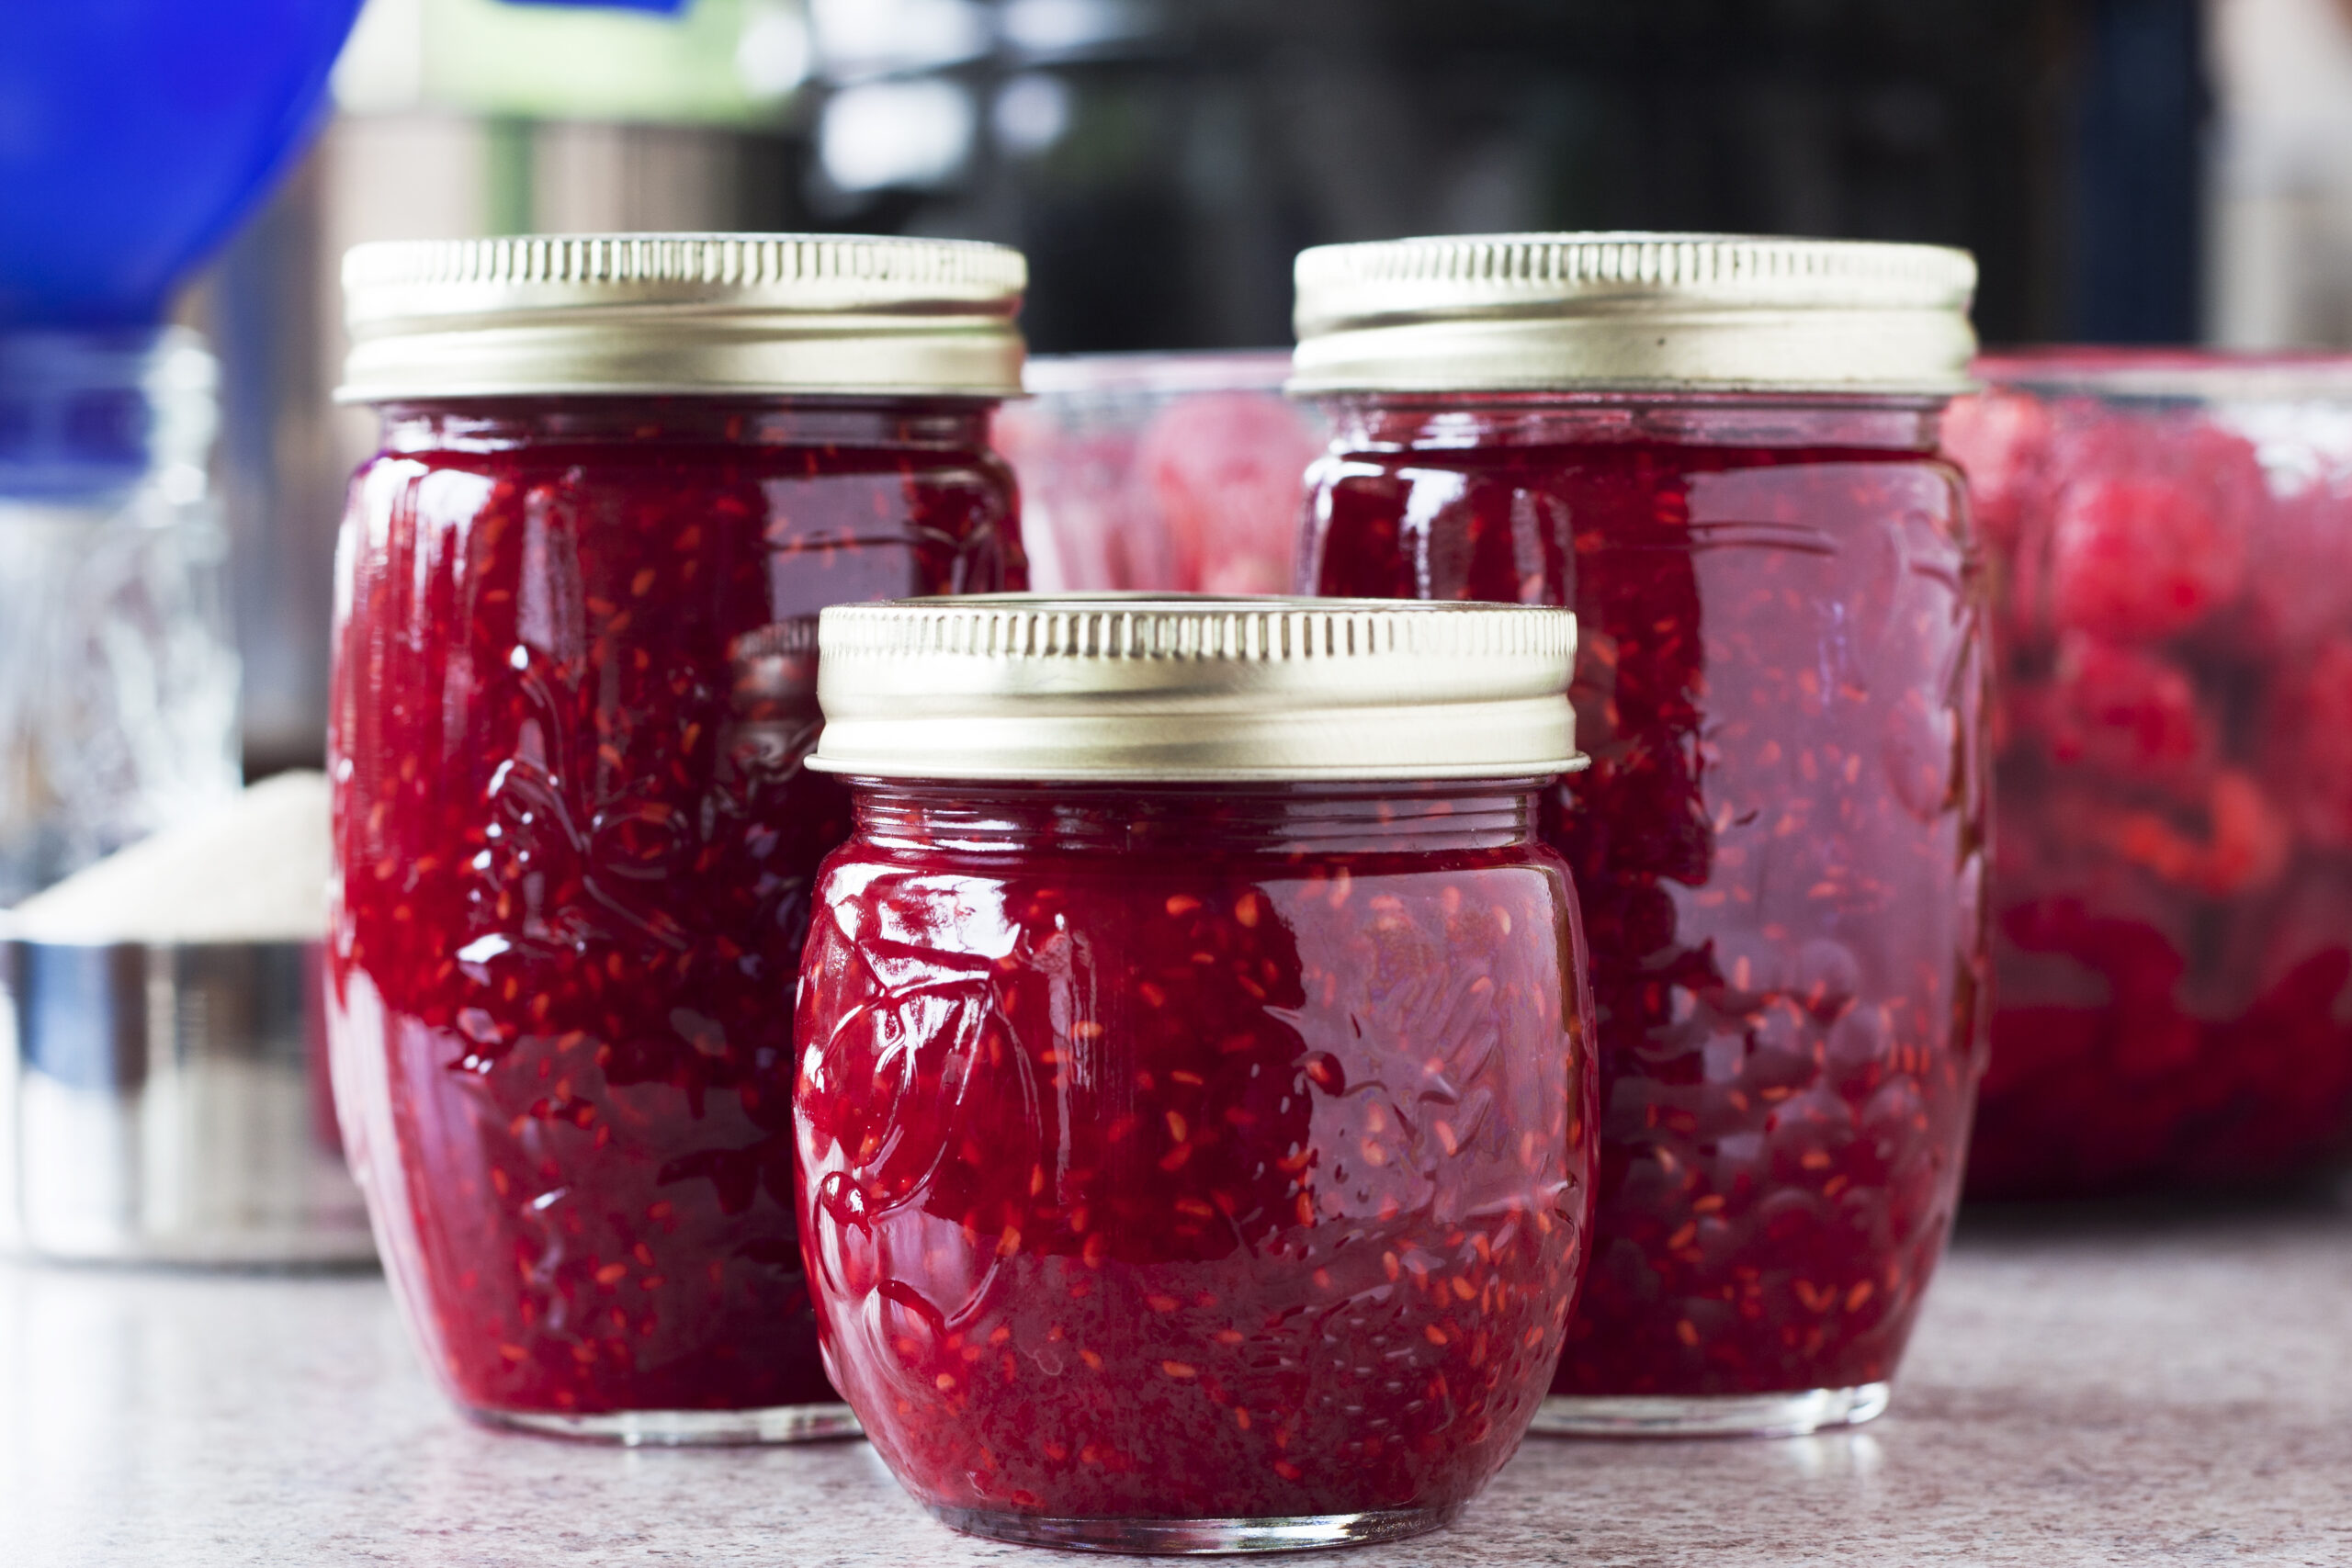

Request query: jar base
[
  {"left": 1532, "top": 1382, "right": 1891, "bottom": 1438},
  {"left": 475, "top": 1402, "right": 862, "bottom": 1447},
  {"left": 923, "top": 1502, "right": 1461, "bottom": 1555}
]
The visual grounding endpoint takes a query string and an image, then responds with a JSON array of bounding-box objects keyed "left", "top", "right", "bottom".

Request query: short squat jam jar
[
  {"left": 326, "top": 234, "right": 1027, "bottom": 1444},
  {"left": 795, "top": 596, "right": 1598, "bottom": 1552},
  {"left": 1297, "top": 234, "right": 1991, "bottom": 1438}
]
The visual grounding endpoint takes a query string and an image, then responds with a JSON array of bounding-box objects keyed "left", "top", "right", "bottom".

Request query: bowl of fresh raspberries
[
  {"left": 1947, "top": 351, "right": 2352, "bottom": 1197},
  {"left": 993, "top": 352, "right": 1326, "bottom": 598}
]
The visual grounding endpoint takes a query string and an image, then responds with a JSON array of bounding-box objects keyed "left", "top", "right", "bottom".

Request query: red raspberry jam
[
  {"left": 797, "top": 781, "right": 1595, "bottom": 1549},
  {"left": 791, "top": 593, "right": 1591, "bottom": 1549},
  {"left": 1307, "top": 397, "right": 1988, "bottom": 1432},
  {"left": 1946, "top": 354, "right": 2352, "bottom": 1196},
  {"left": 328, "top": 397, "right": 1023, "bottom": 1439}
]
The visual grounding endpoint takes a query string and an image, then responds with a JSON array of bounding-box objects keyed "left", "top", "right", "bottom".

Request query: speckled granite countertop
[{"left": 4, "top": 1196, "right": 2349, "bottom": 1567}]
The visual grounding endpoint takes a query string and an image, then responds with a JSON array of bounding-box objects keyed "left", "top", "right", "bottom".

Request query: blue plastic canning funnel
[{"left": 0, "top": 1, "right": 367, "bottom": 328}]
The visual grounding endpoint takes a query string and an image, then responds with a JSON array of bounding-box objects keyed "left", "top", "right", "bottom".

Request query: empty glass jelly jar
[
  {"left": 795, "top": 596, "right": 1597, "bottom": 1553},
  {"left": 326, "top": 234, "right": 1027, "bottom": 1444},
  {"left": 1297, "top": 234, "right": 1991, "bottom": 1438}
]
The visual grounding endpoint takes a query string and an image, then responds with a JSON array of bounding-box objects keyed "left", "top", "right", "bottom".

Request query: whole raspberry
[
  {"left": 2049, "top": 472, "right": 2247, "bottom": 642},
  {"left": 2036, "top": 633, "right": 2212, "bottom": 785},
  {"left": 2094, "top": 771, "right": 2290, "bottom": 898}
]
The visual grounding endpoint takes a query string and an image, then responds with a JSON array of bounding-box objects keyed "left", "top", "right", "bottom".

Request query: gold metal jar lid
[
  {"left": 1291, "top": 231, "right": 1977, "bottom": 397},
  {"left": 339, "top": 233, "right": 1026, "bottom": 402},
  {"left": 808, "top": 594, "right": 1585, "bottom": 783}
]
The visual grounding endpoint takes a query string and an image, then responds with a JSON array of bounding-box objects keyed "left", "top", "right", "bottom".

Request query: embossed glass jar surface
[
  {"left": 1306, "top": 395, "right": 1989, "bottom": 1438},
  {"left": 793, "top": 596, "right": 1595, "bottom": 1553},
  {"left": 798, "top": 783, "right": 1594, "bottom": 1552},
  {"left": 1297, "top": 234, "right": 1990, "bottom": 1439},
  {"left": 327, "top": 394, "right": 1023, "bottom": 1443}
]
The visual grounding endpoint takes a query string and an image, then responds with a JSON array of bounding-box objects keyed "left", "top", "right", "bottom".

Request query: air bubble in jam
[
  {"left": 794, "top": 783, "right": 1596, "bottom": 1522},
  {"left": 1307, "top": 397, "right": 1986, "bottom": 1404},
  {"left": 327, "top": 398, "right": 1023, "bottom": 1426}
]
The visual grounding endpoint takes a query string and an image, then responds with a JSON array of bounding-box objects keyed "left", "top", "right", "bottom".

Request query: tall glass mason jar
[
  {"left": 1297, "top": 234, "right": 1990, "bottom": 1438},
  {"left": 796, "top": 597, "right": 1597, "bottom": 1553},
  {"left": 326, "top": 234, "right": 1028, "bottom": 1445}
]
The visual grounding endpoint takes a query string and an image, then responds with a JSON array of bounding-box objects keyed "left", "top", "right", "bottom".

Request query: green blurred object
[{"left": 334, "top": 0, "right": 808, "bottom": 125}]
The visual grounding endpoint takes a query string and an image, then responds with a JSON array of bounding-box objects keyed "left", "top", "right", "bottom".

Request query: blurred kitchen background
[{"left": 146, "top": 0, "right": 2352, "bottom": 776}]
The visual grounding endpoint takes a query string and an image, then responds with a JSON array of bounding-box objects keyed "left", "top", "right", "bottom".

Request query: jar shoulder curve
[{"left": 795, "top": 829, "right": 1589, "bottom": 1089}]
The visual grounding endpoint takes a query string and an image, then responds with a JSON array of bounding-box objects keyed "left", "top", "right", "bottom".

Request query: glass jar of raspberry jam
[
  {"left": 796, "top": 596, "right": 1597, "bottom": 1553},
  {"left": 1296, "top": 234, "right": 1989, "bottom": 1438},
  {"left": 325, "top": 234, "right": 1028, "bottom": 1445},
  {"left": 1945, "top": 352, "right": 2352, "bottom": 1196}
]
